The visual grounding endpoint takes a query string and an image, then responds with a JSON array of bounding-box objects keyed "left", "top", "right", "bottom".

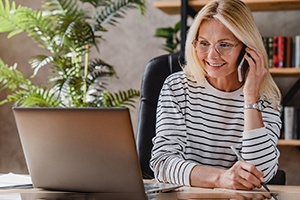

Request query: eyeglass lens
[{"left": 193, "top": 40, "right": 236, "bottom": 56}]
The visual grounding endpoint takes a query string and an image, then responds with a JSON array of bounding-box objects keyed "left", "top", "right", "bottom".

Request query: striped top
[{"left": 150, "top": 71, "right": 281, "bottom": 186}]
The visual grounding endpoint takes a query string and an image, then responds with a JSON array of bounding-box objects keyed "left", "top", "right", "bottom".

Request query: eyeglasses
[{"left": 192, "top": 40, "right": 240, "bottom": 56}]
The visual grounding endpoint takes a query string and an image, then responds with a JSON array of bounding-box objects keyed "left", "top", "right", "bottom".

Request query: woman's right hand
[
  {"left": 218, "top": 160, "right": 264, "bottom": 190},
  {"left": 242, "top": 48, "right": 267, "bottom": 104}
]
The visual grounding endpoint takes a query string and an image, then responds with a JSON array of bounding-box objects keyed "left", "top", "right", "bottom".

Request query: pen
[{"left": 230, "top": 146, "right": 271, "bottom": 193}]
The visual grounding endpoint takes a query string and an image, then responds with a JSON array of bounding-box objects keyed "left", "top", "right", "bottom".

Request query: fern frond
[
  {"left": 101, "top": 89, "right": 140, "bottom": 108},
  {"left": 29, "top": 55, "right": 54, "bottom": 76},
  {"left": 43, "top": 0, "right": 81, "bottom": 17},
  {"left": 49, "top": 55, "right": 73, "bottom": 74},
  {"left": 0, "top": 90, "right": 27, "bottom": 106},
  {"left": 14, "top": 87, "right": 62, "bottom": 107},
  {"left": 0, "top": 3, "right": 59, "bottom": 52},
  {"left": 50, "top": 65, "right": 85, "bottom": 106},
  {"left": 0, "top": 61, "right": 32, "bottom": 91},
  {"left": 18, "top": 9, "right": 58, "bottom": 52},
  {"left": 0, "top": 0, "right": 20, "bottom": 34},
  {"left": 87, "top": 58, "right": 116, "bottom": 83},
  {"left": 44, "top": 0, "right": 93, "bottom": 51},
  {"left": 93, "top": 0, "right": 145, "bottom": 27},
  {"left": 79, "top": 0, "right": 106, "bottom": 7},
  {"left": 0, "top": 83, "right": 61, "bottom": 107},
  {"left": 62, "top": 19, "right": 96, "bottom": 52}
]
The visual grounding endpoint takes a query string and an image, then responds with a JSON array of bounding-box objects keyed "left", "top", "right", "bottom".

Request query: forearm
[
  {"left": 244, "top": 108, "right": 264, "bottom": 131},
  {"left": 190, "top": 165, "right": 225, "bottom": 188}
]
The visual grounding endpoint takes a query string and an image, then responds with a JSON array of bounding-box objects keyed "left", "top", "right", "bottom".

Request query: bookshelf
[
  {"left": 270, "top": 68, "right": 300, "bottom": 77},
  {"left": 267, "top": 56, "right": 300, "bottom": 146},
  {"left": 153, "top": 0, "right": 300, "bottom": 146}
]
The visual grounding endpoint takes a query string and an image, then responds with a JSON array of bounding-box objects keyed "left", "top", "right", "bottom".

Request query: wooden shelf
[
  {"left": 278, "top": 139, "right": 300, "bottom": 146},
  {"left": 270, "top": 68, "right": 300, "bottom": 77},
  {"left": 154, "top": 0, "right": 300, "bottom": 15}
]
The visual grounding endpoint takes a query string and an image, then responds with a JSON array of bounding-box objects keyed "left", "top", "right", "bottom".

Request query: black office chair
[
  {"left": 136, "top": 52, "right": 286, "bottom": 185},
  {"left": 136, "top": 52, "right": 182, "bottom": 179}
]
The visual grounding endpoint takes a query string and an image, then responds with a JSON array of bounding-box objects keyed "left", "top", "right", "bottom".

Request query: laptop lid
[{"left": 13, "top": 107, "right": 146, "bottom": 197}]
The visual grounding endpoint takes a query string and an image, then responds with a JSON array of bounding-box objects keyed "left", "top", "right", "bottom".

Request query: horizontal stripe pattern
[{"left": 150, "top": 71, "right": 281, "bottom": 186}]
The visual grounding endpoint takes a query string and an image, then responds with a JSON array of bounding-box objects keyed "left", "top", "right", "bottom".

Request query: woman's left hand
[{"left": 243, "top": 48, "right": 267, "bottom": 104}]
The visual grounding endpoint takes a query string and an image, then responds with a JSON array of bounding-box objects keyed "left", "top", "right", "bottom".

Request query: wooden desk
[
  {"left": 1, "top": 184, "right": 300, "bottom": 199},
  {"left": 170, "top": 185, "right": 300, "bottom": 199},
  {"left": 148, "top": 184, "right": 300, "bottom": 199}
]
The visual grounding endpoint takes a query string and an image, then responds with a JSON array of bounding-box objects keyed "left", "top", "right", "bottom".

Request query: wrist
[
  {"left": 190, "top": 165, "right": 225, "bottom": 188},
  {"left": 243, "top": 91, "right": 259, "bottom": 103},
  {"left": 244, "top": 96, "right": 258, "bottom": 104},
  {"left": 215, "top": 169, "right": 226, "bottom": 188},
  {"left": 244, "top": 102, "right": 262, "bottom": 112}
]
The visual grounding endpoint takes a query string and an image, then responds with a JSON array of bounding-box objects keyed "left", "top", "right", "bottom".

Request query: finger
[
  {"left": 236, "top": 175, "right": 256, "bottom": 189},
  {"left": 244, "top": 53, "right": 255, "bottom": 72},
  {"left": 244, "top": 53, "right": 267, "bottom": 82},
  {"left": 236, "top": 169, "right": 258, "bottom": 189},
  {"left": 231, "top": 161, "right": 257, "bottom": 189},
  {"left": 238, "top": 162, "right": 264, "bottom": 187},
  {"left": 245, "top": 48, "right": 265, "bottom": 73},
  {"left": 245, "top": 47, "right": 260, "bottom": 61}
]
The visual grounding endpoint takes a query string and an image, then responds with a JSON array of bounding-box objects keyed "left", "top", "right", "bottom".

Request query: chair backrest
[
  {"left": 136, "top": 53, "right": 286, "bottom": 185},
  {"left": 136, "top": 52, "right": 182, "bottom": 179},
  {"left": 268, "top": 169, "right": 286, "bottom": 185}
]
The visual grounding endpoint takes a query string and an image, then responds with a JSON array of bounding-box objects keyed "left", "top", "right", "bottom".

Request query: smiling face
[{"left": 195, "top": 19, "right": 243, "bottom": 86}]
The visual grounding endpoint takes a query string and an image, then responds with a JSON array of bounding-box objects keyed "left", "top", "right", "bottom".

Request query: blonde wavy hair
[{"left": 184, "top": 0, "right": 281, "bottom": 110}]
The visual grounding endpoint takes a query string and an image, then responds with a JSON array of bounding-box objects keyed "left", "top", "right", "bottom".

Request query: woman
[{"left": 150, "top": 0, "right": 282, "bottom": 190}]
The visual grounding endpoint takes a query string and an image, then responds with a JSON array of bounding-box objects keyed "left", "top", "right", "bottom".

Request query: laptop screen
[{"left": 13, "top": 107, "right": 146, "bottom": 196}]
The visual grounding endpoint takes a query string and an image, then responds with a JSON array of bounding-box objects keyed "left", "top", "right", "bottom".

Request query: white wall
[{"left": 0, "top": 0, "right": 300, "bottom": 184}]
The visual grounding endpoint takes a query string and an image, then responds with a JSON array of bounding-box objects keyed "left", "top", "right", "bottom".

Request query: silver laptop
[{"left": 13, "top": 107, "right": 181, "bottom": 198}]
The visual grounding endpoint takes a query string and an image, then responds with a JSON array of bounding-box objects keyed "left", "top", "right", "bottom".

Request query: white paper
[{"left": 0, "top": 173, "right": 32, "bottom": 188}]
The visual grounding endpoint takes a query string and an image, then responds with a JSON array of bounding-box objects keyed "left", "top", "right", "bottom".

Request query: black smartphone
[{"left": 237, "top": 46, "right": 249, "bottom": 82}]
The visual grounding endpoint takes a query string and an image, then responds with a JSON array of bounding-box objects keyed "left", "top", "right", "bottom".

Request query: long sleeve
[
  {"left": 241, "top": 101, "right": 281, "bottom": 182},
  {"left": 150, "top": 75, "right": 197, "bottom": 185}
]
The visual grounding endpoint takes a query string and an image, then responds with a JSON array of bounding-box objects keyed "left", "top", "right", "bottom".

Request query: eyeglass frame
[{"left": 192, "top": 39, "right": 241, "bottom": 56}]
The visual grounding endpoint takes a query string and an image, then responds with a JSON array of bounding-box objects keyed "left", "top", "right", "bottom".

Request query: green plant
[
  {"left": 154, "top": 19, "right": 194, "bottom": 54},
  {"left": 154, "top": 21, "right": 181, "bottom": 53},
  {"left": 0, "top": 0, "right": 145, "bottom": 108}
]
